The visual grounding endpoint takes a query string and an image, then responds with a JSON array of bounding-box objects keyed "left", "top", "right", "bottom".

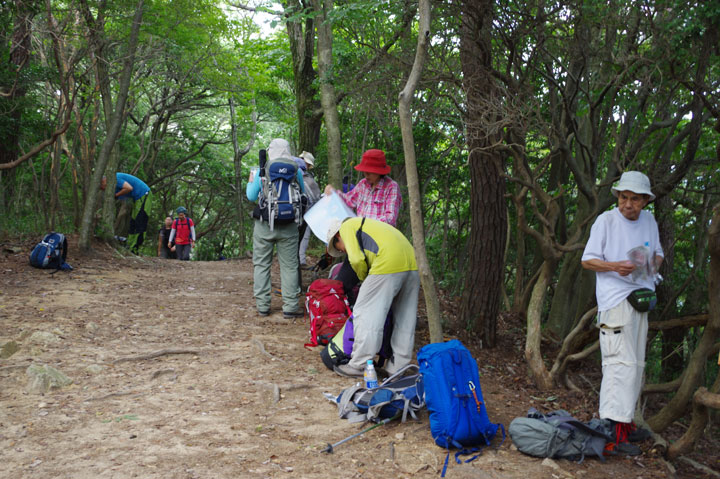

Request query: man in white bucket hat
[{"left": 581, "top": 171, "right": 664, "bottom": 456}]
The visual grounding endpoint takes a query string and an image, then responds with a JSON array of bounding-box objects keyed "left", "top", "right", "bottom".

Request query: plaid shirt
[{"left": 339, "top": 176, "right": 402, "bottom": 226}]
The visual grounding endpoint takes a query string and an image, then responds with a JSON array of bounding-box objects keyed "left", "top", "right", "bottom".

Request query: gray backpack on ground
[{"left": 509, "top": 409, "right": 610, "bottom": 462}]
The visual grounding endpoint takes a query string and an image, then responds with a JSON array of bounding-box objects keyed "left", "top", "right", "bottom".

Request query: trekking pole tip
[{"left": 322, "top": 443, "right": 333, "bottom": 454}]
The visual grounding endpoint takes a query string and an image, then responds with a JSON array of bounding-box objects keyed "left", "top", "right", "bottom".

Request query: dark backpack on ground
[
  {"left": 418, "top": 339, "right": 504, "bottom": 477},
  {"left": 509, "top": 409, "right": 610, "bottom": 462},
  {"left": 319, "top": 310, "right": 394, "bottom": 370},
  {"left": 30, "top": 233, "right": 72, "bottom": 272},
  {"left": 304, "top": 279, "right": 352, "bottom": 348},
  {"left": 326, "top": 364, "right": 425, "bottom": 424}
]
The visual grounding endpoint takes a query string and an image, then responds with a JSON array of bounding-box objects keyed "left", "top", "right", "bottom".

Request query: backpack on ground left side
[
  {"left": 304, "top": 279, "right": 352, "bottom": 348},
  {"left": 326, "top": 364, "right": 425, "bottom": 424},
  {"left": 29, "top": 232, "right": 72, "bottom": 272}
]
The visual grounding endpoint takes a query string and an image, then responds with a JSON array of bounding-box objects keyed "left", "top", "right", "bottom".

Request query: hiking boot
[
  {"left": 257, "top": 309, "right": 270, "bottom": 317},
  {"left": 628, "top": 424, "right": 652, "bottom": 442},
  {"left": 605, "top": 419, "right": 652, "bottom": 443},
  {"left": 605, "top": 440, "right": 642, "bottom": 457},
  {"left": 333, "top": 363, "right": 364, "bottom": 378},
  {"left": 283, "top": 310, "right": 304, "bottom": 318}
]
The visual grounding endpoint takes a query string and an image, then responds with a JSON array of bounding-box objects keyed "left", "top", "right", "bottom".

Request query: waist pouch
[{"left": 627, "top": 288, "right": 657, "bottom": 312}]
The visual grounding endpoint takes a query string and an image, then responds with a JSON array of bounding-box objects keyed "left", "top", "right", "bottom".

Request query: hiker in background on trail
[
  {"left": 296, "top": 151, "right": 322, "bottom": 269},
  {"left": 169, "top": 207, "right": 195, "bottom": 261},
  {"left": 100, "top": 172, "right": 152, "bottom": 254},
  {"left": 326, "top": 217, "right": 419, "bottom": 378},
  {"left": 247, "top": 138, "right": 306, "bottom": 318},
  {"left": 581, "top": 171, "right": 663, "bottom": 456},
  {"left": 158, "top": 216, "right": 176, "bottom": 259},
  {"left": 323, "top": 149, "right": 401, "bottom": 227}
]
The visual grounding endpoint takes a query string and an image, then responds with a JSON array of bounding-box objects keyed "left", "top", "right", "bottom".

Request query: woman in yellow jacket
[{"left": 326, "top": 217, "right": 420, "bottom": 377}]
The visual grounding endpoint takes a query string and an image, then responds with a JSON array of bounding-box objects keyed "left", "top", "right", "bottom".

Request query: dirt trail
[{"left": 0, "top": 242, "right": 675, "bottom": 478}]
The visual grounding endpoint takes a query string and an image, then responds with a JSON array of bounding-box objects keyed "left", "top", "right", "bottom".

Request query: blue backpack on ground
[
  {"left": 29, "top": 232, "right": 73, "bottom": 272},
  {"left": 325, "top": 364, "right": 425, "bottom": 424},
  {"left": 418, "top": 339, "right": 505, "bottom": 477}
]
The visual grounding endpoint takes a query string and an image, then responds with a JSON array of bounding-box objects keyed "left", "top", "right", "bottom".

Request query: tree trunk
[
  {"left": 457, "top": 0, "right": 506, "bottom": 348},
  {"left": 546, "top": 249, "right": 595, "bottom": 339},
  {"left": 655, "top": 193, "right": 683, "bottom": 381},
  {"left": 229, "top": 96, "right": 258, "bottom": 253},
  {"left": 283, "top": 0, "right": 322, "bottom": 154},
  {"left": 0, "top": 0, "right": 33, "bottom": 208},
  {"left": 525, "top": 259, "right": 555, "bottom": 390},
  {"left": 311, "top": 0, "right": 342, "bottom": 188},
  {"left": 397, "top": 0, "right": 441, "bottom": 344},
  {"left": 78, "top": 0, "right": 145, "bottom": 251},
  {"left": 648, "top": 203, "right": 720, "bottom": 432}
]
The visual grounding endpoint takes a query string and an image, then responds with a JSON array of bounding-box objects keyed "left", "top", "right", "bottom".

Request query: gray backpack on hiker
[{"left": 509, "top": 409, "right": 610, "bottom": 462}]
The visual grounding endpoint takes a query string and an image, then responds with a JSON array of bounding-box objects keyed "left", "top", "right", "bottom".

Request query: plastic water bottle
[{"left": 364, "top": 360, "right": 378, "bottom": 389}]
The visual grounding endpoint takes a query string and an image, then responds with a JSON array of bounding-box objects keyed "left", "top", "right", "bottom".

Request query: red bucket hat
[{"left": 354, "top": 149, "right": 391, "bottom": 175}]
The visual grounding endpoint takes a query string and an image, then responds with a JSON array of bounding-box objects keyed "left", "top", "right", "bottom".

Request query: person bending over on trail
[
  {"left": 169, "top": 207, "right": 195, "bottom": 261},
  {"left": 100, "top": 172, "right": 152, "bottom": 253},
  {"left": 326, "top": 217, "right": 419, "bottom": 378},
  {"left": 581, "top": 171, "right": 663, "bottom": 456},
  {"left": 323, "top": 149, "right": 401, "bottom": 227},
  {"left": 158, "top": 216, "right": 176, "bottom": 259}
]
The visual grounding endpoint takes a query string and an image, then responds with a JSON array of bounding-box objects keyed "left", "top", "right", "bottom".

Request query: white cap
[
  {"left": 611, "top": 171, "right": 655, "bottom": 201},
  {"left": 326, "top": 218, "right": 344, "bottom": 257},
  {"left": 299, "top": 151, "right": 315, "bottom": 166}
]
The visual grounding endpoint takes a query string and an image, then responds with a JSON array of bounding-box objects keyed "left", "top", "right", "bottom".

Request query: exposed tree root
[
  {"left": 252, "top": 338, "right": 285, "bottom": 362},
  {"left": 678, "top": 456, "right": 720, "bottom": 478},
  {"left": 84, "top": 390, "right": 138, "bottom": 402},
  {"left": 113, "top": 348, "right": 199, "bottom": 364}
]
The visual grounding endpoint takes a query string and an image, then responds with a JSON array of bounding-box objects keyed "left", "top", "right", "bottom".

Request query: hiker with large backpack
[
  {"left": 247, "top": 138, "right": 306, "bottom": 318},
  {"left": 100, "top": 172, "right": 152, "bottom": 254},
  {"left": 168, "top": 207, "right": 195, "bottom": 261},
  {"left": 326, "top": 217, "right": 419, "bottom": 378}
]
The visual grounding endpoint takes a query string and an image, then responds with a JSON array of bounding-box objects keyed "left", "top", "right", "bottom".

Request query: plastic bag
[{"left": 627, "top": 244, "right": 653, "bottom": 281}]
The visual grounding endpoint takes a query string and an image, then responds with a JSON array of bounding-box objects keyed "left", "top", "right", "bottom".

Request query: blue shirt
[{"left": 116, "top": 173, "right": 150, "bottom": 201}]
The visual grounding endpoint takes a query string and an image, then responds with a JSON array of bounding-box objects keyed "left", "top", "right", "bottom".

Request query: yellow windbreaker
[{"left": 338, "top": 217, "right": 417, "bottom": 281}]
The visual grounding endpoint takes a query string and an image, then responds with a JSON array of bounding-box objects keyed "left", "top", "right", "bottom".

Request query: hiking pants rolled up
[
  {"left": 598, "top": 299, "right": 648, "bottom": 424},
  {"left": 348, "top": 270, "right": 420, "bottom": 372},
  {"left": 252, "top": 220, "right": 301, "bottom": 313},
  {"left": 298, "top": 226, "right": 311, "bottom": 265},
  {"left": 176, "top": 244, "right": 191, "bottom": 261}
]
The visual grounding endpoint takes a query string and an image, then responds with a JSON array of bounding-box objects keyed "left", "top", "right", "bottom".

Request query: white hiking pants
[
  {"left": 598, "top": 299, "right": 648, "bottom": 423},
  {"left": 348, "top": 270, "right": 420, "bottom": 374}
]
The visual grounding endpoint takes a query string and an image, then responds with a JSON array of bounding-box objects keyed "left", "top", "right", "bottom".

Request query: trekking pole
[{"left": 322, "top": 414, "right": 399, "bottom": 454}]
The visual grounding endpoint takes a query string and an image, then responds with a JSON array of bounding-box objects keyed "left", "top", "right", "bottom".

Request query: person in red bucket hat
[{"left": 324, "top": 149, "right": 402, "bottom": 226}]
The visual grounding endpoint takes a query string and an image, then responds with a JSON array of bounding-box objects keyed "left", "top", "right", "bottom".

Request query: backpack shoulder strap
[{"left": 336, "top": 383, "right": 367, "bottom": 423}]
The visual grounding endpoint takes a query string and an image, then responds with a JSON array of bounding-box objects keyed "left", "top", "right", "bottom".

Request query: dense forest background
[{"left": 1, "top": 0, "right": 719, "bottom": 461}]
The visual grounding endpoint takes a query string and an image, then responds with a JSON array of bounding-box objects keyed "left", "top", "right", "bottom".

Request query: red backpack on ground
[{"left": 304, "top": 279, "right": 352, "bottom": 348}]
